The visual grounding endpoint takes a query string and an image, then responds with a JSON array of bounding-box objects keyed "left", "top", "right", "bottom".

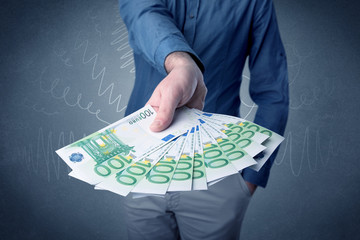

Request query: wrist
[{"left": 165, "top": 51, "right": 198, "bottom": 73}]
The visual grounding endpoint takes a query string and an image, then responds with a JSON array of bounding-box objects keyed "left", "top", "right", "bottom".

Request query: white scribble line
[
  {"left": 284, "top": 43, "right": 310, "bottom": 86},
  {"left": 240, "top": 74, "right": 258, "bottom": 119},
  {"left": 120, "top": 49, "right": 133, "bottom": 59},
  {"left": 19, "top": 128, "right": 78, "bottom": 181},
  {"left": 241, "top": 75, "right": 257, "bottom": 107},
  {"left": 95, "top": 24, "right": 102, "bottom": 38},
  {"left": 37, "top": 68, "right": 111, "bottom": 125},
  {"left": 275, "top": 127, "right": 338, "bottom": 176},
  {"left": 241, "top": 102, "right": 257, "bottom": 120},
  {"left": 53, "top": 42, "right": 73, "bottom": 67},
  {"left": 289, "top": 89, "right": 316, "bottom": 110},
  {"left": 289, "top": 75, "right": 335, "bottom": 110},
  {"left": 111, "top": 17, "right": 135, "bottom": 73},
  {"left": 38, "top": 128, "right": 58, "bottom": 181},
  {"left": 20, "top": 98, "right": 60, "bottom": 116},
  {"left": 74, "top": 31, "right": 127, "bottom": 113},
  {"left": 111, "top": 24, "right": 127, "bottom": 35},
  {"left": 111, "top": 28, "right": 127, "bottom": 40},
  {"left": 120, "top": 58, "right": 134, "bottom": 69}
]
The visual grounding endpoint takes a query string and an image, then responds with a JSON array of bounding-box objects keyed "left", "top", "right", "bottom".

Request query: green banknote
[
  {"left": 200, "top": 121, "right": 257, "bottom": 171},
  {"left": 195, "top": 114, "right": 266, "bottom": 157},
  {"left": 168, "top": 128, "right": 195, "bottom": 192},
  {"left": 192, "top": 125, "right": 207, "bottom": 190},
  {"left": 200, "top": 124, "right": 238, "bottom": 182},
  {"left": 131, "top": 133, "right": 188, "bottom": 195}
]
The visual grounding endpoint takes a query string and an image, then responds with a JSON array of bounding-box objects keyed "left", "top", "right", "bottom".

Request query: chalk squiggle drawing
[
  {"left": 275, "top": 127, "right": 338, "bottom": 176},
  {"left": 22, "top": 13, "right": 133, "bottom": 125},
  {"left": 15, "top": 128, "right": 86, "bottom": 181},
  {"left": 74, "top": 31, "right": 127, "bottom": 114},
  {"left": 32, "top": 67, "right": 111, "bottom": 125},
  {"left": 240, "top": 74, "right": 258, "bottom": 120},
  {"left": 111, "top": 17, "right": 135, "bottom": 73},
  {"left": 19, "top": 98, "right": 59, "bottom": 116}
]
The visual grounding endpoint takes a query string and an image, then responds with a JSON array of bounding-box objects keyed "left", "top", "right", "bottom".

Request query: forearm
[
  {"left": 119, "top": 0, "right": 203, "bottom": 75},
  {"left": 244, "top": 0, "right": 289, "bottom": 187}
]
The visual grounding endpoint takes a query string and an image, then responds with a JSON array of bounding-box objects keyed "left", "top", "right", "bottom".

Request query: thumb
[{"left": 150, "top": 91, "right": 180, "bottom": 132}]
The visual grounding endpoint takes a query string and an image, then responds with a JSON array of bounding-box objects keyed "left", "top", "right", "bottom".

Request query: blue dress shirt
[{"left": 119, "top": 0, "right": 289, "bottom": 187}]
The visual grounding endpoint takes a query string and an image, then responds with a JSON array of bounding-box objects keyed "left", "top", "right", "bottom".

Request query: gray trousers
[{"left": 124, "top": 173, "right": 252, "bottom": 240}]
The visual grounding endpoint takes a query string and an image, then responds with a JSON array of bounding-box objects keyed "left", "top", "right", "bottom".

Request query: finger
[
  {"left": 146, "top": 100, "right": 159, "bottom": 112},
  {"left": 150, "top": 90, "right": 181, "bottom": 132},
  {"left": 186, "top": 98, "right": 205, "bottom": 110},
  {"left": 146, "top": 88, "right": 161, "bottom": 109},
  {"left": 186, "top": 85, "right": 207, "bottom": 110}
]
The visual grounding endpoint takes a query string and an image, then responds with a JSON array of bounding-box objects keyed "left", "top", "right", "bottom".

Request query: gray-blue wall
[{"left": 1, "top": 0, "right": 359, "bottom": 239}]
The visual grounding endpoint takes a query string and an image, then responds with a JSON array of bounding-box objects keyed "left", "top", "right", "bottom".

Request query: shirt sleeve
[
  {"left": 119, "top": 0, "right": 204, "bottom": 76},
  {"left": 241, "top": 0, "right": 289, "bottom": 187}
]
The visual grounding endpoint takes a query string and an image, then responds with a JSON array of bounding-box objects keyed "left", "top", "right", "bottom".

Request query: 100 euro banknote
[{"left": 56, "top": 105, "right": 195, "bottom": 185}]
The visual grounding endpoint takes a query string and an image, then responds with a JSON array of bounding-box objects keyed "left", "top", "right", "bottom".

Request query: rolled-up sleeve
[
  {"left": 242, "top": 0, "right": 289, "bottom": 187},
  {"left": 119, "top": 0, "right": 204, "bottom": 76}
]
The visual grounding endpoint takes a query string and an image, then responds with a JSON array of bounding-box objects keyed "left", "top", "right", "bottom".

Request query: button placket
[{"left": 184, "top": 0, "right": 199, "bottom": 45}]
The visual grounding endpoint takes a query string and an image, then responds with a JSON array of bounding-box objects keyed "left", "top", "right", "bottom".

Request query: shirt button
[{"left": 189, "top": 14, "right": 194, "bottom": 19}]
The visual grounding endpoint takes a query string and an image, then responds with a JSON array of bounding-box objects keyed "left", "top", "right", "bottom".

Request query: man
[{"left": 119, "top": 0, "right": 289, "bottom": 239}]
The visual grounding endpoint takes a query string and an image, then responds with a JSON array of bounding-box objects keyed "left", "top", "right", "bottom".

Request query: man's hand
[{"left": 147, "top": 52, "right": 207, "bottom": 132}]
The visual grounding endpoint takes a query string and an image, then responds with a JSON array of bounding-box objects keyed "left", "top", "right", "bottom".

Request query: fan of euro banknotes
[{"left": 56, "top": 105, "right": 284, "bottom": 196}]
